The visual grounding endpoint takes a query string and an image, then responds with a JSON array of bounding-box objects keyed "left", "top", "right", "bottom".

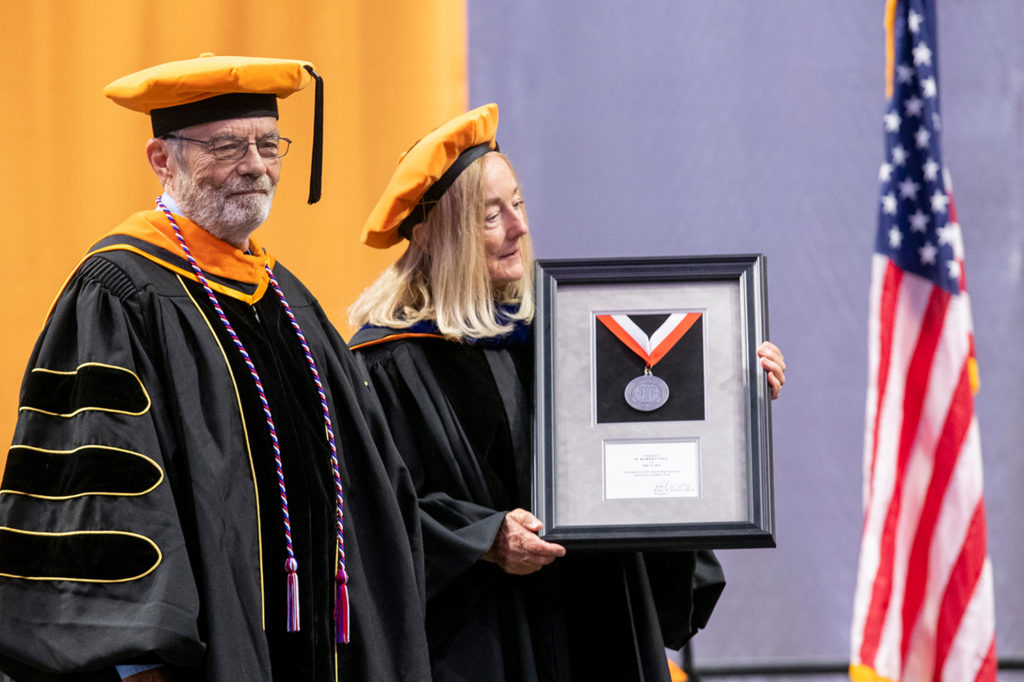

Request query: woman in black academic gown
[{"left": 348, "top": 104, "right": 786, "bottom": 682}]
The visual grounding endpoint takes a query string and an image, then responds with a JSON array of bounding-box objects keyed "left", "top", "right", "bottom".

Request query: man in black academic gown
[{"left": 0, "top": 55, "right": 430, "bottom": 681}]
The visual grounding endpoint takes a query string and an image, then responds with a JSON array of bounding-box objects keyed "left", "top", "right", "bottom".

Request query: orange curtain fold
[{"left": 0, "top": 0, "right": 467, "bottom": 473}]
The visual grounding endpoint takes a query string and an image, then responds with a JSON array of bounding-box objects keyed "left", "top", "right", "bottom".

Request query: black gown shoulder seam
[
  {"left": 354, "top": 335, "right": 455, "bottom": 368},
  {"left": 76, "top": 253, "right": 142, "bottom": 302}
]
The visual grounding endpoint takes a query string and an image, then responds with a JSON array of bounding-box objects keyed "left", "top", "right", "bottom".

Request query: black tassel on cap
[{"left": 304, "top": 65, "right": 324, "bottom": 204}]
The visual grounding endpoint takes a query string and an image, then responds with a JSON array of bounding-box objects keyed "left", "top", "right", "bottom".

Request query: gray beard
[{"left": 172, "top": 173, "right": 276, "bottom": 247}]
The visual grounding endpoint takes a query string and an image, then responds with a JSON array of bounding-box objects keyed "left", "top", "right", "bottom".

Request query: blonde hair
[{"left": 349, "top": 152, "right": 534, "bottom": 339}]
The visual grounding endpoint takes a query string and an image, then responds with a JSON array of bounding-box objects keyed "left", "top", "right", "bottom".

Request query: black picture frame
[{"left": 533, "top": 255, "right": 775, "bottom": 550}]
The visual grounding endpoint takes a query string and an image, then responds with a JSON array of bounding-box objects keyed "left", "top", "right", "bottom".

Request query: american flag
[{"left": 850, "top": 1, "right": 997, "bottom": 681}]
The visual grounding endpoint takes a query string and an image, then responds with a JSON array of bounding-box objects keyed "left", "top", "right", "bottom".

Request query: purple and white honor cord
[{"left": 156, "top": 198, "right": 349, "bottom": 643}]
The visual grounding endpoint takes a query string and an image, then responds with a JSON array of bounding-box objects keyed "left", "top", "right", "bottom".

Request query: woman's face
[{"left": 482, "top": 155, "right": 529, "bottom": 285}]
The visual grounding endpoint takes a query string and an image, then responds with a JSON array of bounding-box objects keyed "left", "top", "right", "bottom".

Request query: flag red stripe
[
  {"left": 899, "top": 356, "right": 974, "bottom": 662},
  {"left": 934, "top": 499, "right": 989, "bottom": 674},
  {"left": 895, "top": 287, "right": 950, "bottom": 476},
  {"left": 856, "top": 260, "right": 903, "bottom": 665},
  {"left": 866, "top": 262, "right": 903, "bottom": 506},
  {"left": 859, "top": 285, "right": 950, "bottom": 666}
]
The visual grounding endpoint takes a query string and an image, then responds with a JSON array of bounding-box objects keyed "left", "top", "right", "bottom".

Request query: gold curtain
[{"left": 0, "top": 0, "right": 467, "bottom": 473}]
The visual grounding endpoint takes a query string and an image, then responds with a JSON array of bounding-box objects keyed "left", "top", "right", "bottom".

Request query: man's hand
[
  {"left": 482, "top": 508, "right": 566, "bottom": 575},
  {"left": 757, "top": 341, "right": 786, "bottom": 399}
]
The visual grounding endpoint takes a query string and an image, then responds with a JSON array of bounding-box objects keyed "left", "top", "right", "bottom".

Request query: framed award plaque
[{"left": 533, "top": 255, "right": 775, "bottom": 550}]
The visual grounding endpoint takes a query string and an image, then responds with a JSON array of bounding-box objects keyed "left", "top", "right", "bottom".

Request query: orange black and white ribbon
[{"left": 596, "top": 313, "right": 701, "bottom": 368}]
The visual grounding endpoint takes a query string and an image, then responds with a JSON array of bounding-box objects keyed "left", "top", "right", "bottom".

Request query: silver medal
[{"left": 624, "top": 372, "right": 670, "bottom": 412}]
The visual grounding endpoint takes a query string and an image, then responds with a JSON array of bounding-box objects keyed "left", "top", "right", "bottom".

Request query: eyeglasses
[{"left": 162, "top": 134, "right": 292, "bottom": 161}]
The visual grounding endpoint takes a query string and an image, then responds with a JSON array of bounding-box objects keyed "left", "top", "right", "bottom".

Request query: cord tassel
[
  {"left": 286, "top": 558, "right": 300, "bottom": 632},
  {"left": 335, "top": 568, "right": 350, "bottom": 643}
]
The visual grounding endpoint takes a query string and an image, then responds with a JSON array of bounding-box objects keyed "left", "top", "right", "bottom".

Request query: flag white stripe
[
  {"left": 941, "top": 557, "right": 995, "bottom": 681},
  {"left": 853, "top": 259, "right": 905, "bottom": 660},
  {"left": 902, "top": 419, "right": 983, "bottom": 680},
  {"left": 862, "top": 256, "right": 886, "bottom": 505},
  {"left": 852, "top": 262, "right": 934, "bottom": 666},
  {"left": 899, "top": 295, "right": 982, "bottom": 679}
]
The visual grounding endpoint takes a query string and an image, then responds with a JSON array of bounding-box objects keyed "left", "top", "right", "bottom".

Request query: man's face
[{"left": 166, "top": 116, "right": 282, "bottom": 248}]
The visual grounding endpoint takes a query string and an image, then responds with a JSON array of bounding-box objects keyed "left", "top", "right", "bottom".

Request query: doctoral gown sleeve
[
  {"left": 0, "top": 260, "right": 203, "bottom": 678},
  {"left": 355, "top": 341, "right": 506, "bottom": 597},
  {"left": 643, "top": 549, "right": 726, "bottom": 649},
  {"left": 323, "top": 329, "right": 428, "bottom": 605}
]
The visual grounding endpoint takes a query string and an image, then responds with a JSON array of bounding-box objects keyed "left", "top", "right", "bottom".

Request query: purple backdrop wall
[{"left": 469, "top": 2, "right": 1024, "bottom": 676}]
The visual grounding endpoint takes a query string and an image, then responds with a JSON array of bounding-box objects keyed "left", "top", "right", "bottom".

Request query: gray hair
[{"left": 160, "top": 134, "right": 190, "bottom": 171}]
